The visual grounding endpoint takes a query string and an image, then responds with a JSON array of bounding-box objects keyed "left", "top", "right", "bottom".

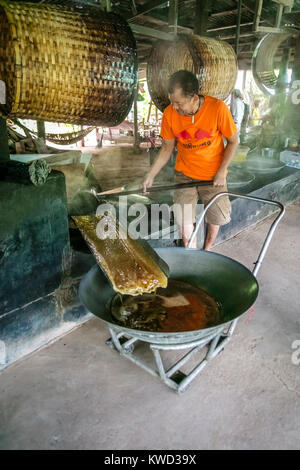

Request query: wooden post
[
  {"left": 0, "top": 117, "right": 10, "bottom": 162},
  {"left": 168, "top": 0, "right": 178, "bottom": 35},
  {"left": 37, "top": 121, "right": 46, "bottom": 142},
  {"left": 101, "top": 0, "right": 111, "bottom": 12},
  {"left": 131, "top": 0, "right": 137, "bottom": 15},
  {"left": 133, "top": 84, "right": 139, "bottom": 152},
  {"left": 81, "top": 125, "right": 85, "bottom": 147},
  {"left": 293, "top": 34, "right": 300, "bottom": 81},
  {"left": 194, "top": 0, "right": 211, "bottom": 36},
  {"left": 235, "top": 0, "right": 243, "bottom": 56},
  {"left": 147, "top": 100, "right": 153, "bottom": 122},
  {"left": 242, "top": 69, "right": 247, "bottom": 91}
]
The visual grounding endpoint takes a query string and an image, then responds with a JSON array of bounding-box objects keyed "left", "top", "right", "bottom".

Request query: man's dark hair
[{"left": 168, "top": 70, "right": 199, "bottom": 97}]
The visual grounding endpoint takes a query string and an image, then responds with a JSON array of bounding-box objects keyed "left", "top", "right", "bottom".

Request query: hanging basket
[
  {"left": 252, "top": 32, "right": 299, "bottom": 96},
  {"left": 0, "top": 0, "right": 138, "bottom": 126},
  {"left": 147, "top": 34, "right": 237, "bottom": 111}
]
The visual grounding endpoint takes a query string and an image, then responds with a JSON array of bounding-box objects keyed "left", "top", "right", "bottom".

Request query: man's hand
[
  {"left": 213, "top": 132, "right": 238, "bottom": 187},
  {"left": 141, "top": 138, "right": 175, "bottom": 193},
  {"left": 142, "top": 173, "right": 154, "bottom": 193},
  {"left": 213, "top": 170, "right": 226, "bottom": 187}
]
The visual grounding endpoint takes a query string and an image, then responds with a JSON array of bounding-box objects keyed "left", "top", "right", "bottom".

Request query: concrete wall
[{"left": 0, "top": 171, "right": 92, "bottom": 370}]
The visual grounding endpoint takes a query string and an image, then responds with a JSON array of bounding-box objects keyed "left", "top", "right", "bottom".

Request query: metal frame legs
[{"left": 106, "top": 321, "right": 238, "bottom": 394}]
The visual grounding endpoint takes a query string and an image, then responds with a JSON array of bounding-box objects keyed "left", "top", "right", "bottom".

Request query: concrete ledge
[
  {"left": 0, "top": 251, "right": 95, "bottom": 370},
  {"left": 0, "top": 294, "right": 92, "bottom": 370},
  {"left": 218, "top": 168, "right": 300, "bottom": 243}
]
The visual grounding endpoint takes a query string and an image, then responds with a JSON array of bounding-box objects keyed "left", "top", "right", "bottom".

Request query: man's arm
[
  {"left": 213, "top": 132, "right": 238, "bottom": 187},
  {"left": 142, "top": 138, "right": 175, "bottom": 192}
]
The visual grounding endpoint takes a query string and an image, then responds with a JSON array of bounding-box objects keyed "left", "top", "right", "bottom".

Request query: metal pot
[
  {"left": 262, "top": 148, "right": 278, "bottom": 159},
  {"left": 244, "top": 158, "right": 285, "bottom": 174},
  {"left": 79, "top": 248, "right": 259, "bottom": 345},
  {"left": 227, "top": 167, "right": 255, "bottom": 188}
]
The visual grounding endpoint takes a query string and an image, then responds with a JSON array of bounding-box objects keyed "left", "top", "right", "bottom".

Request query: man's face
[{"left": 168, "top": 87, "right": 198, "bottom": 116}]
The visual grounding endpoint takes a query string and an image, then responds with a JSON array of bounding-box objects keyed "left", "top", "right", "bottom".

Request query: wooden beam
[
  {"left": 126, "top": 1, "right": 168, "bottom": 22},
  {"left": 138, "top": 14, "right": 167, "bottom": 26},
  {"left": 243, "top": 0, "right": 274, "bottom": 26},
  {"left": 207, "top": 22, "right": 253, "bottom": 32},
  {"left": 219, "top": 32, "right": 254, "bottom": 40},
  {"left": 134, "top": 14, "right": 193, "bottom": 33},
  {"left": 130, "top": 23, "right": 175, "bottom": 41},
  {"left": 210, "top": 8, "right": 245, "bottom": 17}
]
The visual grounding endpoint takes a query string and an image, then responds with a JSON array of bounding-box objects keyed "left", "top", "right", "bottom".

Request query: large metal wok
[
  {"left": 80, "top": 249, "right": 258, "bottom": 345},
  {"left": 79, "top": 193, "right": 284, "bottom": 393}
]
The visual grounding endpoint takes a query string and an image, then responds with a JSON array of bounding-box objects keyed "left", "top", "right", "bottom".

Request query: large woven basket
[
  {"left": 252, "top": 32, "right": 298, "bottom": 96},
  {"left": 147, "top": 35, "right": 237, "bottom": 111},
  {"left": 0, "top": 1, "right": 137, "bottom": 126}
]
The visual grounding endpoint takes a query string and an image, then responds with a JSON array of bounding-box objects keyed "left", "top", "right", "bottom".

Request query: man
[
  {"left": 230, "top": 89, "right": 245, "bottom": 135},
  {"left": 142, "top": 70, "right": 238, "bottom": 251}
]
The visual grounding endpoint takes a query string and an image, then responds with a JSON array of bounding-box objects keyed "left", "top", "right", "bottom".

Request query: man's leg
[
  {"left": 197, "top": 185, "right": 231, "bottom": 251},
  {"left": 203, "top": 223, "right": 220, "bottom": 251},
  {"left": 173, "top": 172, "right": 198, "bottom": 248},
  {"left": 182, "top": 222, "right": 196, "bottom": 248}
]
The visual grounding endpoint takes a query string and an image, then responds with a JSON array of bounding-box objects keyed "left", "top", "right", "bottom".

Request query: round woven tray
[{"left": 0, "top": 0, "right": 137, "bottom": 125}]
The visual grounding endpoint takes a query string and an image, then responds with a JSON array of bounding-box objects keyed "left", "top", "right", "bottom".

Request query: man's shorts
[{"left": 173, "top": 170, "right": 231, "bottom": 226}]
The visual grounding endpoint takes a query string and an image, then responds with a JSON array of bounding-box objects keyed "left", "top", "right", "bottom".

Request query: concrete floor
[{"left": 1, "top": 201, "right": 300, "bottom": 450}]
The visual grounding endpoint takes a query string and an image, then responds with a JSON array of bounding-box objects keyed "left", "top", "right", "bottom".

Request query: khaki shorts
[{"left": 173, "top": 171, "right": 231, "bottom": 226}]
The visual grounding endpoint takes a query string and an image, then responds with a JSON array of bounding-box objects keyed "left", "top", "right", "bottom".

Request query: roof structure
[
  {"left": 105, "top": 0, "right": 299, "bottom": 72},
  {"left": 9, "top": 0, "right": 300, "bottom": 74}
]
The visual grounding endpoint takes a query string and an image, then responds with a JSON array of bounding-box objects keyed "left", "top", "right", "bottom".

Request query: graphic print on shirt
[{"left": 175, "top": 128, "right": 213, "bottom": 150}]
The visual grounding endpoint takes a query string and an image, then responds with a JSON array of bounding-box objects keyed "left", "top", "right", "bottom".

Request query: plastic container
[
  {"left": 233, "top": 145, "right": 250, "bottom": 162},
  {"left": 262, "top": 148, "right": 278, "bottom": 159},
  {"left": 280, "top": 150, "right": 300, "bottom": 169}
]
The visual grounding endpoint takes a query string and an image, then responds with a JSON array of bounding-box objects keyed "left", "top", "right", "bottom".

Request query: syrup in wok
[{"left": 111, "top": 279, "right": 222, "bottom": 332}]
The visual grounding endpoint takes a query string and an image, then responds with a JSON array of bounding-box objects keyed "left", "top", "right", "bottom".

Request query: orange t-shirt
[{"left": 160, "top": 96, "right": 237, "bottom": 180}]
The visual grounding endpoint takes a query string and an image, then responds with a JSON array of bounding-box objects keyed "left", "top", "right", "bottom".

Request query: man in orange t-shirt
[{"left": 142, "top": 70, "right": 238, "bottom": 250}]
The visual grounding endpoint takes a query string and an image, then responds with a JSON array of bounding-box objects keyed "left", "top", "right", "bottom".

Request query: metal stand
[
  {"left": 105, "top": 193, "right": 285, "bottom": 393},
  {"left": 106, "top": 325, "right": 230, "bottom": 394}
]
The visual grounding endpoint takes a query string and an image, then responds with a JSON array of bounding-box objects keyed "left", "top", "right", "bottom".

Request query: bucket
[{"left": 233, "top": 145, "right": 250, "bottom": 162}]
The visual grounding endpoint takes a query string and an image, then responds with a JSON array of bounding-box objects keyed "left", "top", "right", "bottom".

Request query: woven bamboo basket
[
  {"left": 0, "top": 1, "right": 137, "bottom": 126},
  {"left": 147, "top": 35, "right": 237, "bottom": 111},
  {"left": 252, "top": 32, "right": 297, "bottom": 96}
]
